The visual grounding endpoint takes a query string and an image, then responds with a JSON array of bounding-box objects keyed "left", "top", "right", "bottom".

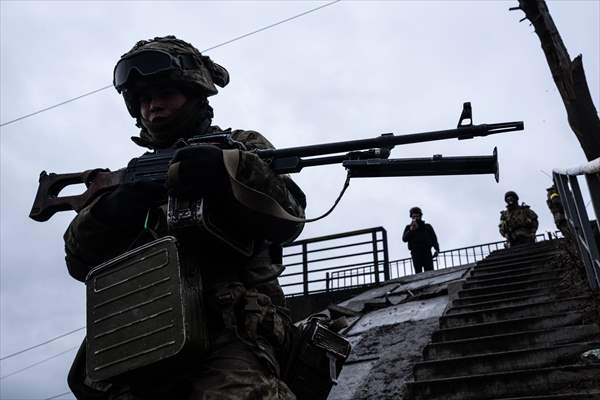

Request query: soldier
[
  {"left": 402, "top": 206, "right": 440, "bottom": 273},
  {"left": 499, "top": 190, "right": 539, "bottom": 247},
  {"left": 64, "top": 36, "right": 305, "bottom": 399},
  {"left": 546, "top": 184, "right": 569, "bottom": 237}
]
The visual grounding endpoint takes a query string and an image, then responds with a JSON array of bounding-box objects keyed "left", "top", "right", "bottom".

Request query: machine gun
[
  {"left": 29, "top": 102, "right": 522, "bottom": 223},
  {"left": 29, "top": 103, "right": 523, "bottom": 392}
]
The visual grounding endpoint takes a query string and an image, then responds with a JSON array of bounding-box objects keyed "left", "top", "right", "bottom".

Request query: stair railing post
[{"left": 568, "top": 175, "right": 600, "bottom": 291}]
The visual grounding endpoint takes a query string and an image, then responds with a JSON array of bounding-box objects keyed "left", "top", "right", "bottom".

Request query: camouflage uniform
[
  {"left": 546, "top": 185, "right": 568, "bottom": 237},
  {"left": 499, "top": 192, "right": 538, "bottom": 247},
  {"left": 64, "top": 36, "right": 304, "bottom": 399}
]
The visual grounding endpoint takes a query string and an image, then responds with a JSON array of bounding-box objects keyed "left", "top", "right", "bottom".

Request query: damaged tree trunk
[{"left": 513, "top": 0, "right": 600, "bottom": 161}]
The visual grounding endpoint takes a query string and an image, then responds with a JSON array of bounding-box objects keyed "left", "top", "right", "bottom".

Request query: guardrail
[
  {"left": 329, "top": 233, "right": 554, "bottom": 289},
  {"left": 282, "top": 226, "right": 559, "bottom": 295},
  {"left": 553, "top": 157, "right": 600, "bottom": 291},
  {"left": 280, "top": 227, "right": 389, "bottom": 296}
]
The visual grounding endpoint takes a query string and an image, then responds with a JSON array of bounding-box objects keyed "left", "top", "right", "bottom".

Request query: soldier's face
[
  {"left": 411, "top": 213, "right": 422, "bottom": 221},
  {"left": 139, "top": 87, "right": 188, "bottom": 122},
  {"left": 506, "top": 195, "right": 517, "bottom": 205}
]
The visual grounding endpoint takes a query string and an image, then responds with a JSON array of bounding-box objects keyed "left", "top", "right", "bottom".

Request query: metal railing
[
  {"left": 333, "top": 233, "right": 553, "bottom": 287},
  {"left": 282, "top": 225, "right": 559, "bottom": 295},
  {"left": 554, "top": 158, "right": 600, "bottom": 291},
  {"left": 280, "top": 227, "right": 389, "bottom": 296}
]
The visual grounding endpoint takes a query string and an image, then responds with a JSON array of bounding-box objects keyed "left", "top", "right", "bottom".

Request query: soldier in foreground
[
  {"left": 402, "top": 206, "right": 440, "bottom": 273},
  {"left": 499, "top": 190, "right": 539, "bottom": 247},
  {"left": 64, "top": 36, "right": 305, "bottom": 399}
]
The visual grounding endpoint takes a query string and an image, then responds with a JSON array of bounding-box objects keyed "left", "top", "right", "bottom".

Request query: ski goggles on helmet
[{"left": 113, "top": 50, "right": 197, "bottom": 92}]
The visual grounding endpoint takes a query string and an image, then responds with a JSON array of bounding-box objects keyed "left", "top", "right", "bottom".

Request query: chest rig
[{"left": 84, "top": 134, "right": 259, "bottom": 383}]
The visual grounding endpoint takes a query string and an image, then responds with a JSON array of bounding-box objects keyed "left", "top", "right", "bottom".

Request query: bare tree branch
[{"left": 513, "top": 0, "right": 600, "bottom": 160}]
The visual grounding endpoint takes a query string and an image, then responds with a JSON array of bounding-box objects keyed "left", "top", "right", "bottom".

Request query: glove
[
  {"left": 91, "top": 181, "right": 165, "bottom": 227},
  {"left": 167, "top": 145, "right": 230, "bottom": 199},
  {"left": 432, "top": 251, "right": 439, "bottom": 258}
]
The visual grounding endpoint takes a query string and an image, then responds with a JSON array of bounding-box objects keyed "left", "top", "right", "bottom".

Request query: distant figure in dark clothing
[{"left": 402, "top": 206, "right": 440, "bottom": 274}]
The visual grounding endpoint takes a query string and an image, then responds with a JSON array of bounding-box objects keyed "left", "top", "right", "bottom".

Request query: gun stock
[{"left": 29, "top": 169, "right": 122, "bottom": 222}]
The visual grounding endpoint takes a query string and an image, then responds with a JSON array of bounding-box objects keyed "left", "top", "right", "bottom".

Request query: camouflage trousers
[
  {"left": 108, "top": 340, "right": 295, "bottom": 400},
  {"left": 70, "top": 338, "right": 295, "bottom": 400}
]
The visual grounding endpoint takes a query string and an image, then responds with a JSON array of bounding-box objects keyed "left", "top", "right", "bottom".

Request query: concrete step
[
  {"left": 457, "top": 278, "right": 560, "bottom": 298},
  {"left": 462, "top": 269, "right": 564, "bottom": 290},
  {"left": 470, "top": 263, "right": 563, "bottom": 279},
  {"left": 407, "top": 364, "right": 600, "bottom": 400},
  {"left": 423, "top": 324, "right": 600, "bottom": 360},
  {"left": 477, "top": 251, "right": 557, "bottom": 266},
  {"left": 413, "top": 341, "right": 600, "bottom": 380},
  {"left": 475, "top": 256, "right": 557, "bottom": 272},
  {"left": 452, "top": 287, "right": 556, "bottom": 307},
  {"left": 485, "top": 242, "right": 560, "bottom": 259},
  {"left": 486, "top": 246, "right": 560, "bottom": 261},
  {"left": 496, "top": 393, "right": 600, "bottom": 399},
  {"left": 440, "top": 296, "right": 591, "bottom": 329},
  {"left": 432, "top": 312, "right": 588, "bottom": 343},
  {"left": 447, "top": 293, "right": 558, "bottom": 315}
]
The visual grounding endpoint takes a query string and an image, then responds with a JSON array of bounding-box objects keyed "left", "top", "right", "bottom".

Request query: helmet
[
  {"left": 504, "top": 191, "right": 519, "bottom": 202},
  {"left": 409, "top": 207, "right": 422, "bottom": 216},
  {"left": 113, "top": 36, "right": 229, "bottom": 117}
]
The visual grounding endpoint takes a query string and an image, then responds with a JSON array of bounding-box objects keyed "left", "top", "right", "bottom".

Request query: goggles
[{"left": 113, "top": 50, "right": 197, "bottom": 91}]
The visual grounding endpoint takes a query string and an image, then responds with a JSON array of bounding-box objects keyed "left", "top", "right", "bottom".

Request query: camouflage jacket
[
  {"left": 499, "top": 204, "right": 539, "bottom": 240},
  {"left": 63, "top": 127, "right": 306, "bottom": 296}
]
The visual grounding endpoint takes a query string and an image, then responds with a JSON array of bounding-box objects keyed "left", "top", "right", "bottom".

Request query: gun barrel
[
  {"left": 256, "top": 122, "right": 522, "bottom": 160},
  {"left": 343, "top": 148, "right": 499, "bottom": 182}
]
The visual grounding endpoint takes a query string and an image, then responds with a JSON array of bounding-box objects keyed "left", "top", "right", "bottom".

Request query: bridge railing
[
  {"left": 554, "top": 158, "right": 600, "bottom": 291},
  {"left": 280, "top": 227, "right": 389, "bottom": 296},
  {"left": 331, "top": 233, "right": 554, "bottom": 288},
  {"left": 281, "top": 225, "right": 559, "bottom": 295}
]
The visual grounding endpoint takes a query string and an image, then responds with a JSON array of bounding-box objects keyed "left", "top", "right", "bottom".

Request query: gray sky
[{"left": 1, "top": 1, "right": 598, "bottom": 398}]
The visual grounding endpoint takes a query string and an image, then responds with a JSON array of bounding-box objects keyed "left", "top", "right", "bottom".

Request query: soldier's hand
[
  {"left": 91, "top": 181, "right": 165, "bottom": 227},
  {"left": 432, "top": 251, "right": 439, "bottom": 259},
  {"left": 167, "top": 145, "right": 230, "bottom": 199}
]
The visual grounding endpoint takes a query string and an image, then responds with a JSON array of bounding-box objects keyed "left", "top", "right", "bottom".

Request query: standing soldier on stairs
[{"left": 499, "top": 191, "right": 539, "bottom": 247}]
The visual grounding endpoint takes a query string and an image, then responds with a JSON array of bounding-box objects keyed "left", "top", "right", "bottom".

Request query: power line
[
  {"left": 201, "top": 0, "right": 341, "bottom": 53},
  {"left": 44, "top": 391, "right": 73, "bottom": 400},
  {"left": 0, "top": 326, "right": 85, "bottom": 361},
  {"left": 0, "top": 0, "right": 342, "bottom": 128},
  {"left": 0, "top": 345, "right": 78, "bottom": 380},
  {"left": 0, "top": 85, "right": 113, "bottom": 128}
]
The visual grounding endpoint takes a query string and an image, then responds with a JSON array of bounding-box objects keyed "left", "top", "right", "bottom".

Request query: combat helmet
[
  {"left": 113, "top": 35, "right": 229, "bottom": 117},
  {"left": 504, "top": 191, "right": 519, "bottom": 202},
  {"left": 409, "top": 206, "right": 423, "bottom": 217}
]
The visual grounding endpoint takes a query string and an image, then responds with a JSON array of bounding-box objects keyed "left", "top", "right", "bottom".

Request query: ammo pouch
[
  {"left": 85, "top": 236, "right": 208, "bottom": 383},
  {"left": 283, "top": 317, "right": 351, "bottom": 400}
]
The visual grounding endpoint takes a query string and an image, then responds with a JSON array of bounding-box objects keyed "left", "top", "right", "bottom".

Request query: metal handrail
[
  {"left": 553, "top": 157, "right": 600, "bottom": 291},
  {"left": 327, "top": 233, "right": 556, "bottom": 291},
  {"left": 281, "top": 227, "right": 389, "bottom": 296}
]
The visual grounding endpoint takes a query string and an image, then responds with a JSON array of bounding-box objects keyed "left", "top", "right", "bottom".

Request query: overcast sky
[{"left": 1, "top": 1, "right": 598, "bottom": 399}]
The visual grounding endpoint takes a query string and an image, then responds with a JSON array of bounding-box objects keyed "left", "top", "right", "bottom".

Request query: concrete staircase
[{"left": 407, "top": 240, "right": 600, "bottom": 400}]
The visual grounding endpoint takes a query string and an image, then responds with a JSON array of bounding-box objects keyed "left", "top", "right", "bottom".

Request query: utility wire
[
  {"left": 44, "top": 391, "right": 73, "bottom": 400},
  {"left": 0, "top": 85, "right": 113, "bottom": 128},
  {"left": 0, "top": 345, "right": 78, "bottom": 380},
  {"left": 0, "top": 326, "right": 85, "bottom": 361},
  {"left": 201, "top": 0, "right": 341, "bottom": 52},
  {"left": 0, "top": 0, "right": 342, "bottom": 128}
]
